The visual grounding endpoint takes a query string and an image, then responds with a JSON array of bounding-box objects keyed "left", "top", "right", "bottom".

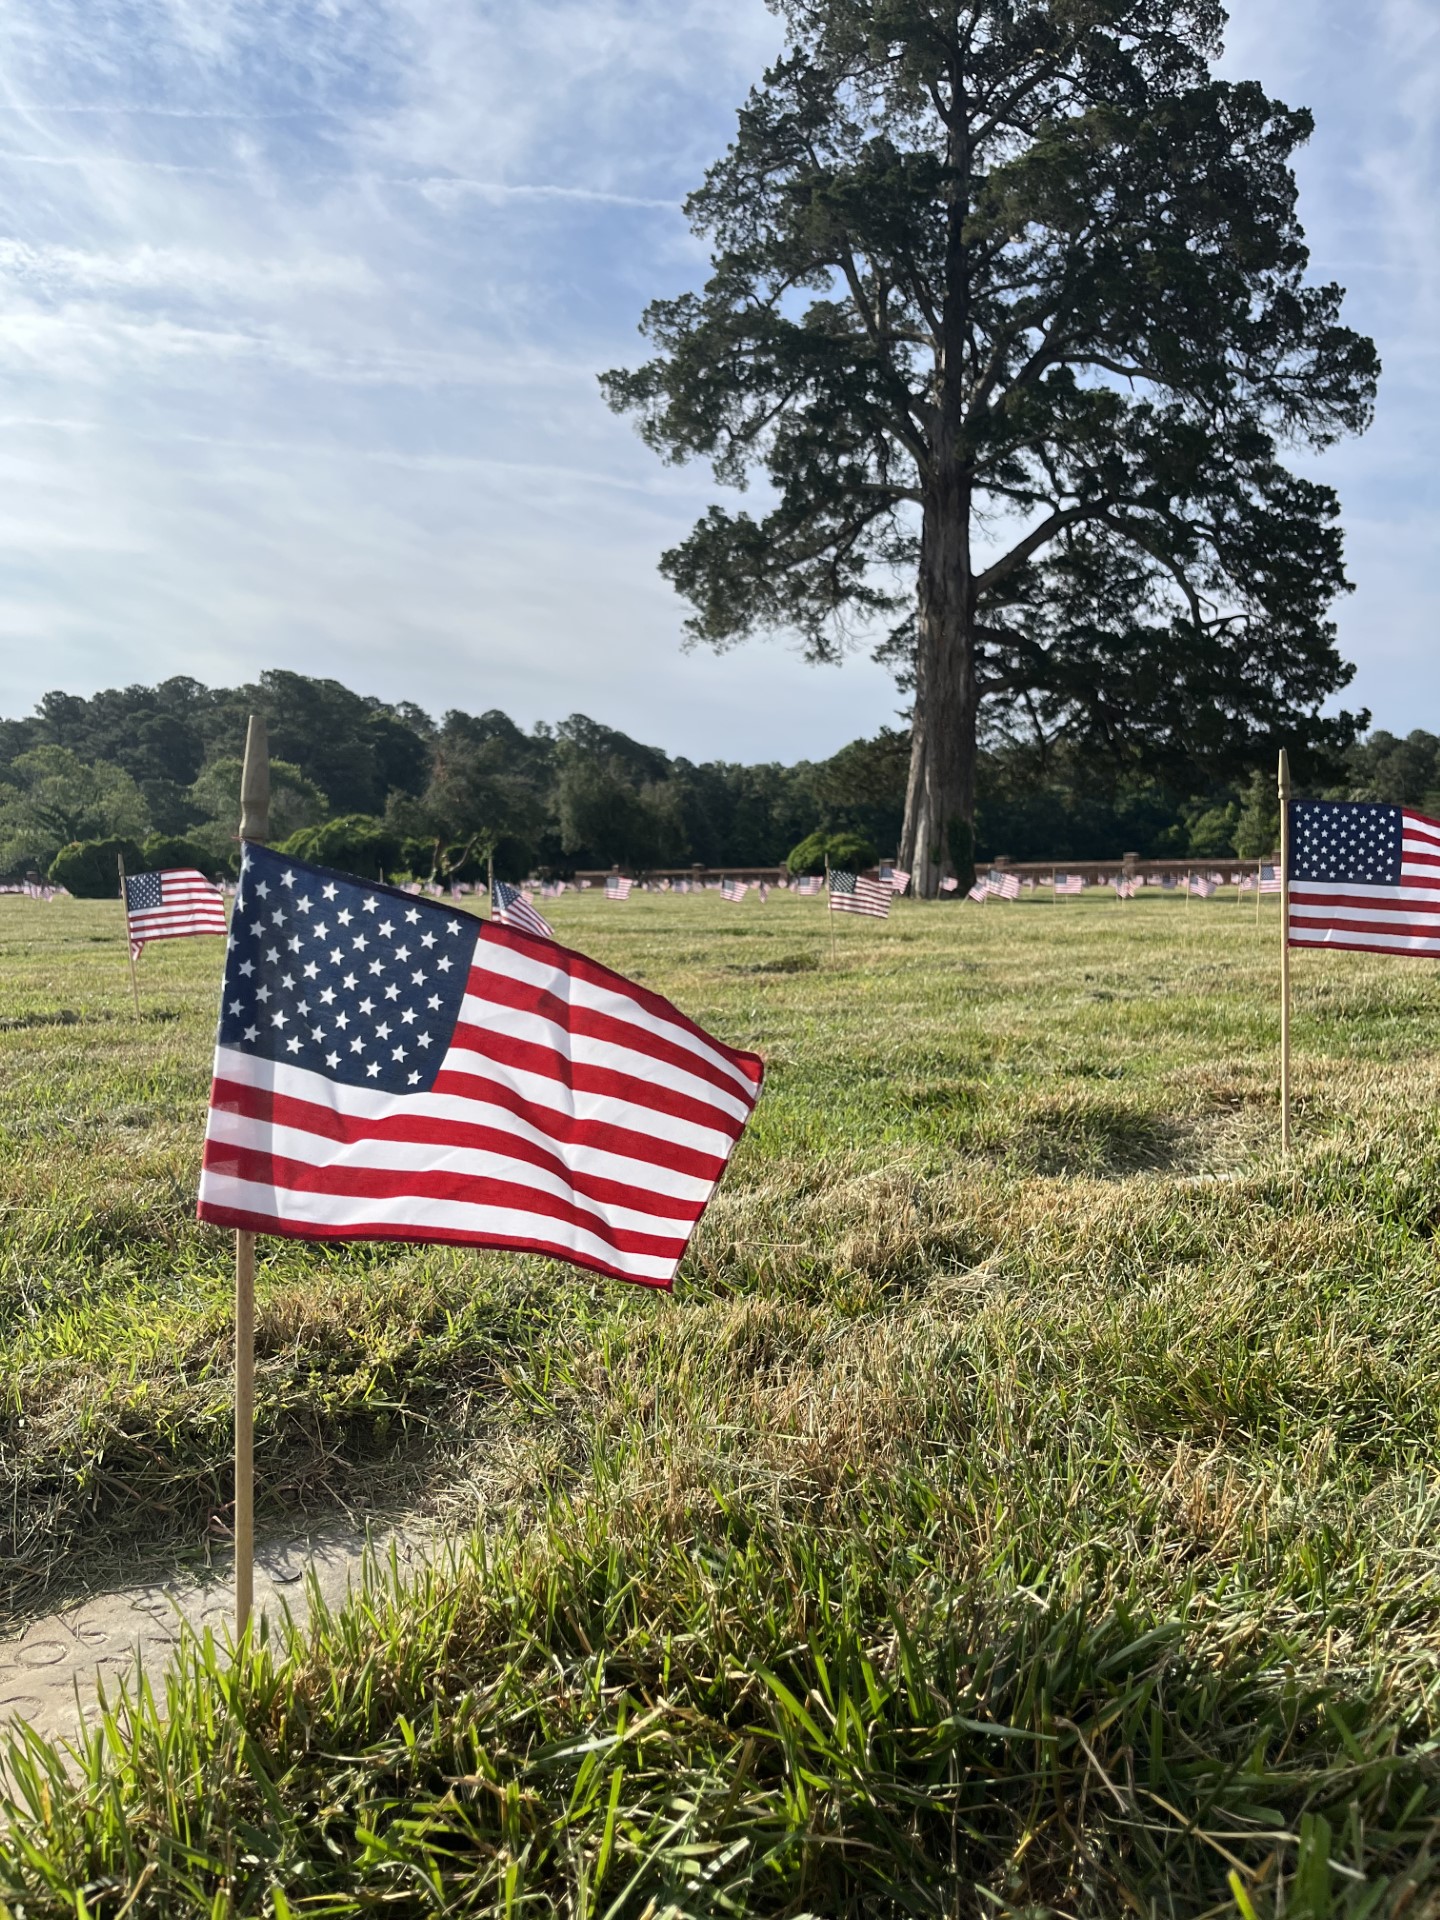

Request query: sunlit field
[{"left": 3, "top": 887, "right": 1440, "bottom": 1916}]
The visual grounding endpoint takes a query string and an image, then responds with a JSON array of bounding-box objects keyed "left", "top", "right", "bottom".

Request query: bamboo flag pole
[
  {"left": 487, "top": 848, "right": 495, "bottom": 918},
  {"left": 117, "top": 853, "right": 141, "bottom": 1016},
  {"left": 235, "top": 714, "right": 270, "bottom": 1636},
  {"left": 1278, "top": 748, "right": 1292, "bottom": 1154}
]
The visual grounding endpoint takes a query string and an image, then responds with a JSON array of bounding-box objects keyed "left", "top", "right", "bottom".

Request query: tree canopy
[{"left": 603, "top": 0, "right": 1379, "bottom": 892}]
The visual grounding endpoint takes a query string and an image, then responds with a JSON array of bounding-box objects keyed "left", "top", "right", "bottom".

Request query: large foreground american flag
[
  {"left": 1288, "top": 801, "right": 1440, "bottom": 957},
  {"left": 197, "top": 846, "right": 763, "bottom": 1289},
  {"left": 125, "top": 867, "right": 227, "bottom": 957}
]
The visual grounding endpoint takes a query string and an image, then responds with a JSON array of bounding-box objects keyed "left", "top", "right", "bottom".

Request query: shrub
[
  {"left": 786, "top": 829, "right": 878, "bottom": 875},
  {"left": 279, "top": 814, "right": 405, "bottom": 881},
  {"left": 47, "top": 837, "right": 143, "bottom": 898},
  {"left": 139, "top": 834, "right": 218, "bottom": 874}
]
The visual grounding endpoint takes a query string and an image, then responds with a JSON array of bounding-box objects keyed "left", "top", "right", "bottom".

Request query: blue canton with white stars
[
  {"left": 1290, "top": 801, "right": 1403, "bottom": 886},
  {"left": 124, "top": 872, "right": 163, "bottom": 913},
  {"left": 218, "top": 843, "right": 478, "bottom": 1094}
]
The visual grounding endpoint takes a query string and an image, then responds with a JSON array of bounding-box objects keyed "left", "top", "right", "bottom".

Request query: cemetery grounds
[{"left": 1, "top": 887, "right": 1439, "bottom": 1917}]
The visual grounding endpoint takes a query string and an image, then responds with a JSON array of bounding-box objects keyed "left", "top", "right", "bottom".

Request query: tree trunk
[{"left": 899, "top": 483, "right": 978, "bottom": 897}]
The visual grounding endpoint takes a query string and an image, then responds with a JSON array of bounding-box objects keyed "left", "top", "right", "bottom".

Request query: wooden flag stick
[
  {"left": 235, "top": 713, "right": 270, "bottom": 1637},
  {"left": 1278, "top": 749, "right": 1292, "bottom": 1154},
  {"left": 1256, "top": 856, "right": 1262, "bottom": 927},
  {"left": 488, "top": 848, "right": 495, "bottom": 918},
  {"left": 117, "top": 853, "right": 141, "bottom": 1017}
]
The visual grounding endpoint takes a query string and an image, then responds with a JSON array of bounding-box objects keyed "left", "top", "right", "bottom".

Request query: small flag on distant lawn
[
  {"left": 493, "top": 880, "right": 554, "bottom": 941},
  {"left": 720, "top": 879, "right": 748, "bottom": 903},
  {"left": 197, "top": 846, "right": 763, "bottom": 1289},
  {"left": 1114, "top": 877, "right": 1136, "bottom": 900},
  {"left": 606, "top": 876, "right": 633, "bottom": 902},
  {"left": 1188, "top": 876, "right": 1217, "bottom": 898},
  {"left": 1287, "top": 801, "right": 1440, "bottom": 956},
  {"left": 1055, "top": 874, "right": 1084, "bottom": 896},
  {"left": 797, "top": 875, "right": 821, "bottom": 895},
  {"left": 1259, "top": 864, "right": 1282, "bottom": 894},
  {"left": 966, "top": 880, "right": 988, "bottom": 902},
  {"left": 939, "top": 876, "right": 960, "bottom": 893},
  {"left": 124, "top": 867, "right": 227, "bottom": 958},
  {"left": 986, "top": 871, "right": 1020, "bottom": 900},
  {"left": 828, "top": 871, "right": 892, "bottom": 918}
]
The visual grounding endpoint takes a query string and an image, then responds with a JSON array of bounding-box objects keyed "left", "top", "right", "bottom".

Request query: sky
[{"left": 0, "top": 0, "right": 1433, "bottom": 762}]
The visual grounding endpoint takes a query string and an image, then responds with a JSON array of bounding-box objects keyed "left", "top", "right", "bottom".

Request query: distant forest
[{"left": 0, "top": 669, "right": 1432, "bottom": 885}]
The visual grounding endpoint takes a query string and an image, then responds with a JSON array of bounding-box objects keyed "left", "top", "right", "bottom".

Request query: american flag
[
  {"left": 939, "top": 876, "right": 960, "bottom": 893},
  {"left": 196, "top": 845, "right": 763, "bottom": 1289},
  {"left": 1114, "top": 878, "right": 1136, "bottom": 900},
  {"left": 720, "top": 879, "right": 748, "bottom": 903},
  {"left": 986, "top": 871, "right": 1021, "bottom": 900},
  {"left": 828, "top": 871, "right": 892, "bottom": 918},
  {"left": 605, "top": 876, "right": 633, "bottom": 902},
  {"left": 880, "top": 865, "right": 912, "bottom": 896},
  {"left": 493, "top": 879, "right": 554, "bottom": 941},
  {"left": 1259, "top": 864, "right": 1282, "bottom": 894},
  {"left": 797, "top": 875, "right": 821, "bottom": 895},
  {"left": 124, "top": 867, "right": 227, "bottom": 958},
  {"left": 1187, "top": 876, "right": 1216, "bottom": 898},
  {"left": 1055, "top": 874, "right": 1084, "bottom": 896},
  {"left": 966, "top": 880, "right": 989, "bottom": 902},
  {"left": 1287, "top": 801, "right": 1440, "bottom": 957}
]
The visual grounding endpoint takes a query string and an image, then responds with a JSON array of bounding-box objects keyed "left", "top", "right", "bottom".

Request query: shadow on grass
[{"left": 1013, "top": 1096, "right": 1185, "bottom": 1176}]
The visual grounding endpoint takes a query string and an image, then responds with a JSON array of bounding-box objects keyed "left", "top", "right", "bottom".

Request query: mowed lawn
[{"left": 3, "top": 888, "right": 1440, "bottom": 1916}]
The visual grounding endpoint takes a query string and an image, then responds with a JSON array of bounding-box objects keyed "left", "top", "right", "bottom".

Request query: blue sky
[{"left": 0, "top": 0, "right": 1432, "bottom": 761}]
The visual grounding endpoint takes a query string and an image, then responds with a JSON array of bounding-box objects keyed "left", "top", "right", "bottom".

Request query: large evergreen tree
[{"left": 602, "top": 0, "right": 1379, "bottom": 892}]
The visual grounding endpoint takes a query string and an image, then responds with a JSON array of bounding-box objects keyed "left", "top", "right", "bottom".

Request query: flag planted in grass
[
  {"left": 124, "top": 867, "right": 227, "bottom": 958},
  {"left": 492, "top": 880, "right": 554, "bottom": 941},
  {"left": 828, "top": 871, "right": 892, "bottom": 918},
  {"left": 605, "top": 876, "right": 633, "bottom": 902},
  {"left": 196, "top": 845, "right": 764, "bottom": 1288},
  {"left": 1288, "top": 800, "right": 1440, "bottom": 957}
]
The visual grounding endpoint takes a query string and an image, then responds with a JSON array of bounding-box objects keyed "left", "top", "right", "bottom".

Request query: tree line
[{"left": 0, "top": 669, "right": 1427, "bottom": 892}]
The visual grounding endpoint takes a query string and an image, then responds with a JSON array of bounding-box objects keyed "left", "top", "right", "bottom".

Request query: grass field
[{"left": 4, "top": 886, "right": 1440, "bottom": 1916}]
